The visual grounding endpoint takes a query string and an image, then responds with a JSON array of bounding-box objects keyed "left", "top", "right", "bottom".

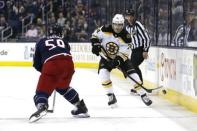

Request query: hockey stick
[
  {"left": 126, "top": 74, "right": 162, "bottom": 93},
  {"left": 47, "top": 91, "right": 56, "bottom": 113},
  {"left": 99, "top": 48, "right": 163, "bottom": 93}
]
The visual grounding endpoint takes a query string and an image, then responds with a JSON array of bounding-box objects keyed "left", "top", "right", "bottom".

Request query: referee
[{"left": 125, "top": 9, "right": 151, "bottom": 93}]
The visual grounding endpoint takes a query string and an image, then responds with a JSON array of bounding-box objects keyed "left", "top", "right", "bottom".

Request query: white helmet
[{"left": 112, "top": 14, "right": 125, "bottom": 25}]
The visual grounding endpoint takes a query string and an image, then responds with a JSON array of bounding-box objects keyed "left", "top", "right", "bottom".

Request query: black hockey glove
[
  {"left": 92, "top": 43, "right": 102, "bottom": 56},
  {"left": 109, "top": 56, "right": 124, "bottom": 68}
]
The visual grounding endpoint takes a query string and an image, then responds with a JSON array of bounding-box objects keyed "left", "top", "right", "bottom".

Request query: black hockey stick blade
[
  {"left": 126, "top": 72, "right": 163, "bottom": 93},
  {"left": 145, "top": 85, "right": 163, "bottom": 93}
]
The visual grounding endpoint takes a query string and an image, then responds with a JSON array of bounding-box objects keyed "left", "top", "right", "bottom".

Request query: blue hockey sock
[
  {"left": 34, "top": 91, "right": 49, "bottom": 107},
  {"left": 56, "top": 87, "right": 79, "bottom": 104}
]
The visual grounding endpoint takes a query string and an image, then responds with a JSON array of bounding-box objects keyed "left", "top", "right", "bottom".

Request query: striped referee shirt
[
  {"left": 172, "top": 24, "right": 191, "bottom": 46},
  {"left": 126, "top": 21, "right": 150, "bottom": 52}
]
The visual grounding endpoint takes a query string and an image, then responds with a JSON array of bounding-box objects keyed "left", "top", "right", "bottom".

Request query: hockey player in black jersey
[
  {"left": 90, "top": 14, "right": 152, "bottom": 107},
  {"left": 29, "top": 24, "right": 89, "bottom": 123}
]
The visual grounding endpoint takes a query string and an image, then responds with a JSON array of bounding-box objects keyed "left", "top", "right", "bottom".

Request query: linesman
[{"left": 125, "top": 9, "right": 151, "bottom": 94}]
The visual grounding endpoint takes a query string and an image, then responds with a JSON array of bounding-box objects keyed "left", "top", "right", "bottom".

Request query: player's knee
[
  {"left": 56, "top": 87, "right": 79, "bottom": 104},
  {"left": 99, "top": 69, "right": 110, "bottom": 81},
  {"left": 34, "top": 91, "right": 49, "bottom": 106}
]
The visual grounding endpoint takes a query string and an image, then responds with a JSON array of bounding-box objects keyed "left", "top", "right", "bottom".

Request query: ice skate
[
  {"left": 29, "top": 104, "right": 48, "bottom": 123},
  {"left": 71, "top": 99, "right": 90, "bottom": 118},
  {"left": 107, "top": 93, "right": 117, "bottom": 108},
  {"left": 141, "top": 93, "right": 152, "bottom": 106}
]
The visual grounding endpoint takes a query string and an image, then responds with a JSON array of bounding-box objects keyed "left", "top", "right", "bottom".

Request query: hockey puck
[{"left": 162, "top": 89, "right": 167, "bottom": 94}]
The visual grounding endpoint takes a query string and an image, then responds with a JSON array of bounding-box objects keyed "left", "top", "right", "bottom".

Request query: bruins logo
[
  {"left": 106, "top": 42, "right": 119, "bottom": 55},
  {"left": 127, "top": 34, "right": 131, "bottom": 38}
]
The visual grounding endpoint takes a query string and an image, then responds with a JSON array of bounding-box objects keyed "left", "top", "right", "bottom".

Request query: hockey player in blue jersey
[{"left": 29, "top": 24, "right": 89, "bottom": 123}]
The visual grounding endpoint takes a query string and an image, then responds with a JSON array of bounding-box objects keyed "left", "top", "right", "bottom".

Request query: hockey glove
[
  {"left": 109, "top": 56, "right": 124, "bottom": 68},
  {"left": 92, "top": 43, "right": 102, "bottom": 56}
]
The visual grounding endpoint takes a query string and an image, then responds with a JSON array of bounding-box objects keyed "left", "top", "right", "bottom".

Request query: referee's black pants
[{"left": 130, "top": 47, "right": 144, "bottom": 83}]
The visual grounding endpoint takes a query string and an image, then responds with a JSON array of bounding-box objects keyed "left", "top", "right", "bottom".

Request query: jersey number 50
[{"left": 45, "top": 39, "right": 65, "bottom": 50}]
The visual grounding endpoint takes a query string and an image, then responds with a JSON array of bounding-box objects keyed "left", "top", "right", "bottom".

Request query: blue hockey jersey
[{"left": 33, "top": 36, "right": 71, "bottom": 72}]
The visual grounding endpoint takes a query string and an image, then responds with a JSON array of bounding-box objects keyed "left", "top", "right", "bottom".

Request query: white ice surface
[{"left": 0, "top": 67, "right": 197, "bottom": 131}]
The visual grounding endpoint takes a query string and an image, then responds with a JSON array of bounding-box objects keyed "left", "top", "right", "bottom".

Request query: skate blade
[
  {"left": 141, "top": 99, "right": 153, "bottom": 106},
  {"left": 109, "top": 103, "right": 118, "bottom": 108},
  {"left": 29, "top": 111, "right": 47, "bottom": 123},
  {"left": 144, "top": 101, "right": 153, "bottom": 106},
  {"left": 72, "top": 113, "right": 90, "bottom": 118}
]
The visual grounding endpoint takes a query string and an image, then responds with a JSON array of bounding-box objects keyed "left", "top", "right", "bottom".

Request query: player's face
[{"left": 112, "top": 23, "right": 124, "bottom": 33}]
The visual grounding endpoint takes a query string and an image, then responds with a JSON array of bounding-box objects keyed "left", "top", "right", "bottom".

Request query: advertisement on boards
[
  {"left": 158, "top": 48, "right": 177, "bottom": 90},
  {"left": 179, "top": 50, "right": 194, "bottom": 96},
  {"left": 0, "top": 43, "right": 99, "bottom": 63},
  {"left": 0, "top": 43, "right": 35, "bottom": 61},
  {"left": 141, "top": 48, "right": 159, "bottom": 85}
]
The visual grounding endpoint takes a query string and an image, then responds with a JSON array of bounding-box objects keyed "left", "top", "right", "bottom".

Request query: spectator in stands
[
  {"left": 188, "top": 18, "right": 197, "bottom": 42},
  {"left": 1, "top": 0, "right": 98, "bottom": 42},
  {"left": 0, "top": 15, "right": 8, "bottom": 31},
  {"left": 25, "top": 24, "right": 38, "bottom": 38},
  {"left": 76, "top": 1, "right": 85, "bottom": 16},
  {"left": 57, "top": 12, "right": 66, "bottom": 27},
  {"left": 173, "top": 0, "right": 183, "bottom": 20},
  {"left": 48, "top": 13, "right": 56, "bottom": 25},
  {"left": 158, "top": 26, "right": 168, "bottom": 45},
  {"left": 172, "top": 12, "right": 195, "bottom": 46},
  {"left": 63, "top": 27, "right": 70, "bottom": 42},
  {"left": 77, "top": 30, "right": 88, "bottom": 42},
  {"left": 12, "top": 1, "right": 26, "bottom": 20},
  {"left": 26, "top": 0, "right": 40, "bottom": 22},
  {"left": 0, "top": 0, "right": 6, "bottom": 14},
  {"left": 191, "top": 1, "right": 197, "bottom": 13},
  {"left": 35, "top": 18, "right": 45, "bottom": 37}
]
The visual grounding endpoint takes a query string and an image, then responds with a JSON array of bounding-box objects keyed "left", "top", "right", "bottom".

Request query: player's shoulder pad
[
  {"left": 36, "top": 37, "right": 46, "bottom": 46},
  {"left": 119, "top": 28, "right": 132, "bottom": 43},
  {"left": 101, "top": 24, "right": 113, "bottom": 33}
]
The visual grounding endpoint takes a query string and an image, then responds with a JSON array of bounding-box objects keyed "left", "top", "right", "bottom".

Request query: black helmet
[
  {"left": 125, "top": 9, "right": 135, "bottom": 16},
  {"left": 48, "top": 24, "right": 63, "bottom": 37}
]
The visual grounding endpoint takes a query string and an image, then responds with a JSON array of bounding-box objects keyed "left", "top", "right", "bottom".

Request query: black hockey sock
[{"left": 56, "top": 87, "right": 80, "bottom": 104}]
